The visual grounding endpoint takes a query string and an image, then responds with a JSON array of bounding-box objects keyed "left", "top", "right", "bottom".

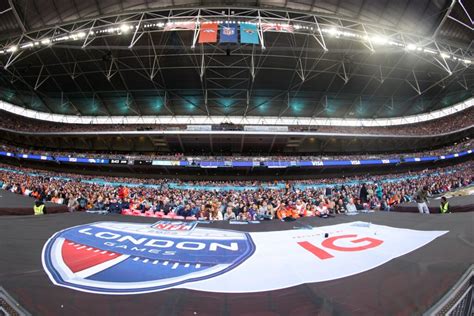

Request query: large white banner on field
[{"left": 42, "top": 221, "right": 447, "bottom": 295}]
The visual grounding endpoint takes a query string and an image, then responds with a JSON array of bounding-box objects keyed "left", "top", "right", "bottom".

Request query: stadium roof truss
[{"left": 0, "top": 4, "right": 472, "bottom": 120}]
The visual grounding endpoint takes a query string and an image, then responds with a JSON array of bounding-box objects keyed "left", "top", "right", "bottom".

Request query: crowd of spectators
[
  {"left": 1, "top": 161, "right": 472, "bottom": 220},
  {"left": 291, "top": 106, "right": 474, "bottom": 135},
  {"left": 1, "top": 138, "right": 472, "bottom": 162},
  {"left": 0, "top": 110, "right": 185, "bottom": 133},
  {"left": 1, "top": 106, "right": 472, "bottom": 136}
]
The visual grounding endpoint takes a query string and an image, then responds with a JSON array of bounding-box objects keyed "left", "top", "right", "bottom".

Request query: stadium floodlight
[
  {"left": 464, "top": 59, "right": 471, "bottom": 64},
  {"left": 41, "top": 38, "right": 51, "bottom": 45},
  {"left": 440, "top": 52, "right": 450, "bottom": 59},
  {"left": 327, "top": 28, "right": 339, "bottom": 37},
  {"left": 6, "top": 45, "right": 18, "bottom": 52},
  {"left": 54, "top": 35, "right": 70, "bottom": 42},
  {"left": 371, "top": 35, "right": 388, "bottom": 45},
  {"left": 76, "top": 32, "right": 86, "bottom": 39},
  {"left": 20, "top": 42, "right": 33, "bottom": 49},
  {"left": 406, "top": 44, "right": 417, "bottom": 51}
]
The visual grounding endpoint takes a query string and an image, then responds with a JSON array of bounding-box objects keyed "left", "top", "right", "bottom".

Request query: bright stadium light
[
  {"left": 53, "top": 35, "right": 70, "bottom": 42},
  {"left": 327, "top": 28, "right": 339, "bottom": 36},
  {"left": 120, "top": 24, "right": 130, "bottom": 34},
  {"left": 20, "top": 42, "right": 33, "bottom": 49},
  {"left": 371, "top": 35, "right": 388, "bottom": 45},
  {"left": 423, "top": 48, "right": 436, "bottom": 54},
  {"left": 406, "top": 44, "right": 417, "bottom": 51},
  {"left": 6, "top": 45, "right": 18, "bottom": 52},
  {"left": 41, "top": 38, "right": 51, "bottom": 45},
  {"left": 440, "top": 52, "right": 450, "bottom": 59}
]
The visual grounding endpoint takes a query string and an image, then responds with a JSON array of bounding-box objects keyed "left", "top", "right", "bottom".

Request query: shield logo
[
  {"left": 223, "top": 27, "right": 234, "bottom": 36},
  {"left": 42, "top": 222, "right": 255, "bottom": 294}
]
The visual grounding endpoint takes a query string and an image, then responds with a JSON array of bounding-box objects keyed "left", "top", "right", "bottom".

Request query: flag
[
  {"left": 261, "top": 23, "right": 294, "bottom": 33},
  {"left": 198, "top": 23, "right": 218, "bottom": 44},
  {"left": 219, "top": 24, "right": 238, "bottom": 43},
  {"left": 240, "top": 23, "right": 259, "bottom": 44},
  {"left": 164, "top": 21, "right": 196, "bottom": 31}
]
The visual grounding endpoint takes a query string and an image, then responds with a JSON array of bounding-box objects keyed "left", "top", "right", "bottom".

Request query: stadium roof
[{"left": 0, "top": 0, "right": 472, "bottom": 119}]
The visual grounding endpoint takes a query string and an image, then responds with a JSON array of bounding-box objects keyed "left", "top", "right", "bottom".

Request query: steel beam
[{"left": 7, "top": 0, "right": 26, "bottom": 33}]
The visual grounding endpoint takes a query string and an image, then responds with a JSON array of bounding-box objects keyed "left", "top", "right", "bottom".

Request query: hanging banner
[
  {"left": 164, "top": 21, "right": 196, "bottom": 31},
  {"left": 261, "top": 23, "right": 294, "bottom": 33},
  {"left": 240, "top": 23, "right": 259, "bottom": 44},
  {"left": 198, "top": 23, "right": 218, "bottom": 43},
  {"left": 42, "top": 221, "right": 446, "bottom": 294},
  {"left": 219, "top": 24, "right": 238, "bottom": 43}
]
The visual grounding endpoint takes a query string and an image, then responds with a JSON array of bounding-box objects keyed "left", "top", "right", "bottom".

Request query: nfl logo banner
[
  {"left": 219, "top": 24, "right": 238, "bottom": 43},
  {"left": 240, "top": 23, "right": 259, "bottom": 44},
  {"left": 198, "top": 23, "right": 218, "bottom": 44}
]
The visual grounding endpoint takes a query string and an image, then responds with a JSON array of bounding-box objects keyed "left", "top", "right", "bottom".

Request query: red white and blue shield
[
  {"left": 42, "top": 222, "right": 255, "bottom": 294},
  {"left": 223, "top": 27, "right": 234, "bottom": 36}
]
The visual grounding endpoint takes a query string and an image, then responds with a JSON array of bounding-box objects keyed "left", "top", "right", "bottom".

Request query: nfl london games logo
[{"left": 42, "top": 221, "right": 255, "bottom": 294}]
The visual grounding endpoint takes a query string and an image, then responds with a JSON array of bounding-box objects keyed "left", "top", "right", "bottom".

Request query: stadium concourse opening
[{"left": 0, "top": 0, "right": 473, "bottom": 315}]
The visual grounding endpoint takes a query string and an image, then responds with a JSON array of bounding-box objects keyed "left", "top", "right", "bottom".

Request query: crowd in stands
[
  {"left": 1, "top": 138, "right": 472, "bottom": 162},
  {"left": 0, "top": 110, "right": 185, "bottom": 133},
  {"left": 1, "top": 161, "right": 472, "bottom": 219},
  {"left": 293, "top": 106, "right": 474, "bottom": 135},
  {"left": 1, "top": 106, "right": 472, "bottom": 135}
]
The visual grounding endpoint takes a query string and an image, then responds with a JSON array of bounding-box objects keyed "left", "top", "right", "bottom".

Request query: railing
[{"left": 1, "top": 148, "right": 472, "bottom": 169}]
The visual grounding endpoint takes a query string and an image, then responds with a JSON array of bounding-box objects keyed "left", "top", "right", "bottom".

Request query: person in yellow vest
[
  {"left": 439, "top": 196, "right": 450, "bottom": 214},
  {"left": 34, "top": 200, "right": 46, "bottom": 215}
]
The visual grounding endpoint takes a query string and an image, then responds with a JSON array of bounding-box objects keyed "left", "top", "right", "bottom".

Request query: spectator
[
  {"left": 439, "top": 196, "right": 450, "bottom": 214},
  {"left": 415, "top": 186, "right": 430, "bottom": 214},
  {"left": 346, "top": 199, "right": 358, "bottom": 215},
  {"left": 34, "top": 199, "right": 45, "bottom": 215},
  {"left": 257, "top": 201, "right": 273, "bottom": 220},
  {"left": 360, "top": 183, "right": 368, "bottom": 203},
  {"left": 224, "top": 206, "right": 236, "bottom": 220},
  {"left": 108, "top": 198, "right": 122, "bottom": 214},
  {"left": 67, "top": 195, "right": 79, "bottom": 212}
]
